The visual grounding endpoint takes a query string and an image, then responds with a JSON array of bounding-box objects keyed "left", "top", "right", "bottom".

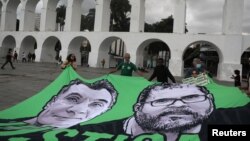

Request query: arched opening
[
  {"left": 56, "top": 1, "right": 66, "bottom": 31},
  {"left": 4, "top": 0, "right": 20, "bottom": 31},
  {"left": 136, "top": 39, "right": 171, "bottom": 69},
  {"left": 144, "top": 0, "right": 174, "bottom": 33},
  {"left": 109, "top": 0, "right": 131, "bottom": 32},
  {"left": 98, "top": 37, "right": 126, "bottom": 68},
  {"left": 80, "top": 0, "right": 95, "bottom": 31},
  {"left": 35, "top": 0, "right": 43, "bottom": 31},
  {"left": 20, "top": 36, "right": 37, "bottom": 62},
  {"left": 41, "top": 36, "right": 61, "bottom": 63},
  {"left": 186, "top": 0, "right": 224, "bottom": 34},
  {"left": 41, "top": 0, "right": 63, "bottom": 31},
  {"left": 183, "top": 41, "right": 221, "bottom": 77},
  {"left": 0, "top": 35, "right": 16, "bottom": 58},
  {"left": 16, "top": 3, "right": 22, "bottom": 31},
  {"left": 52, "top": 0, "right": 96, "bottom": 32},
  {"left": 19, "top": 0, "right": 41, "bottom": 31},
  {"left": 240, "top": 47, "right": 250, "bottom": 79},
  {"left": 68, "top": 36, "right": 91, "bottom": 66}
]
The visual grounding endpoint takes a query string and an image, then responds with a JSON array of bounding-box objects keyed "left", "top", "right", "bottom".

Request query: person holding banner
[
  {"left": 185, "top": 58, "right": 206, "bottom": 78},
  {"left": 61, "top": 54, "right": 77, "bottom": 70},
  {"left": 148, "top": 58, "right": 176, "bottom": 83},
  {"left": 109, "top": 53, "right": 143, "bottom": 76}
]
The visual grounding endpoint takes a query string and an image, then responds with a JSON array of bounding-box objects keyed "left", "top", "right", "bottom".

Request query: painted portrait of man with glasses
[
  {"left": 79, "top": 83, "right": 215, "bottom": 141},
  {"left": 76, "top": 83, "right": 249, "bottom": 141},
  {"left": 124, "top": 83, "right": 215, "bottom": 141}
]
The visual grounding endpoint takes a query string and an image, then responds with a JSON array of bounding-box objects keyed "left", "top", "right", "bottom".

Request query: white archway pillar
[
  {"left": 0, "top": 0, "right": 19, "bottom": 31},
  {"left": 40, "top": 0, "right": 58, "bottom": 31},
  {"left": 129, "top": 0, "right": 145, "bottom": 32},
  {"left": 173, "top": 0, "right": 186, "bottom": 34},
  {"left": 34, "top": 42, "right": 42, "bottom": 62},
  {"left": 0, "top": 1, "right": 7, "bottom": 31},
  {"left": 64, "top": 0, "right": 83, "bottom": 31},
  {"left": 0, "top": 2, "right": 2, "bottom": 29},
  {"left": 94, "top": 0, "right": 111, "bottom": 32},
  {"left": 222, "top": 0, "right": 244, "bottom": 34},
  {"left": 19, "top": 0, "right": 40, "bottom": 31},
  {"left": 217, "top": 36, "right": 243, "bottom": 81}
]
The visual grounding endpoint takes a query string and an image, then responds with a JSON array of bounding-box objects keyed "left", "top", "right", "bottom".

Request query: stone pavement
[
  {"left": 0, "top": 61, "right": 151, "bottom": 111},
  {"left": 0, "top": 61, "right": 235, "bottom": 111}
]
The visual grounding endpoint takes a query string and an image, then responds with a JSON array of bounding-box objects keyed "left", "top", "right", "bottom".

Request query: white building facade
[{"left": 0, "top": 0, "right": 249, "bottom": 81}]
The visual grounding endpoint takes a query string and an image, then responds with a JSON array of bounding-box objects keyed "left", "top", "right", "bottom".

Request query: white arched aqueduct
[{"left": 0, "top": 0, "right": 249, "bottom": 81}]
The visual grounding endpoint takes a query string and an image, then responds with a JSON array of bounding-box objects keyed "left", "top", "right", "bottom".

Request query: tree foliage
[
  {"left": 145, "top": 15, "right": 188, "bottom": 33},
  {"left": 145, "top": 15, "right": 174, "bottom": 33},
  {"left": 80, "top": 9, "right": 95, "bottom": 31},
  {"left": 54, "top": 0, "right": 189, "bottom": 33},
  {"left": 110, "top": 0, "right": 131, "bottom": 31}
]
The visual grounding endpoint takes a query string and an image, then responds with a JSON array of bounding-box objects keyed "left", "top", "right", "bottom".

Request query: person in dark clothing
[
  {"left": 13, "top": 51, "right": 18, "bottom": 62},
  {"left": 231, "top": 69, "right": 241, "bottom": 87},
  {"left": 148, "top": 58, "right": 176, "bottom": 83},
  {"left": 1, "top": 49, "right": 15, "bottom": 70}
]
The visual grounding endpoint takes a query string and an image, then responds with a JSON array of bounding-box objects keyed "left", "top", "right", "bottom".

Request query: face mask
[{"left": 196, "top": 64, "right": 202, "bottom": 68}]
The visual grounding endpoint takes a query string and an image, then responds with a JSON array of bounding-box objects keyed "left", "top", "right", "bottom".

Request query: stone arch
[
  {"left": 68, "top": 36, "right": 91, "bottom": 66},
  {"left": 20, "top": 36, "right": 37, "bottom": 61},
  {"left": 5, "top": 0, "right": 20, "bottom": 31},
  {"left": 0, "top": 35, "right": 16, "bottom": 58},
  {"left": 136, "top": 39, "right": 171, "bottom": 68},
  {"left": 98, "top": 36, "right": 127, "bottom": 68},
  {"left": 19, "top": 0, "right": 40, "bottom": 31},
  {"left": 40, "top": 36, "right": 61, "bottom": 62},
  {"left": 182, "top": 40, "right": 222, "bottom": 77},
  {"left": 240, "top": 47, "right": 250, "bottom": 79}
]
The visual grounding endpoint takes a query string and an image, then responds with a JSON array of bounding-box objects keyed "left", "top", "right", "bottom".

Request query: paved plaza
[{"left": 0, "top": 61, "right": 236, "bottom": 111}]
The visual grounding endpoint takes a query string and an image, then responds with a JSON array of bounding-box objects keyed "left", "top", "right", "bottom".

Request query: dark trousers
[{"left": 1, "top": 60, "right": 15, "bottom": 69}]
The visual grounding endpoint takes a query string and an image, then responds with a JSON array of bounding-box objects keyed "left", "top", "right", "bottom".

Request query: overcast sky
[{"left": 32, "top": 0, "right": 250, "bottom": 34}]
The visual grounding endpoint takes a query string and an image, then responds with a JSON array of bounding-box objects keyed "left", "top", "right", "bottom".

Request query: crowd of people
[
  {"left": 1, "top": 50, "right": 249, "bottom": 141},
  {"left": 1, "top": 49, "right": 37, "bottom": 70},
  {"left": 2, "top": 49, "right": 250, "bottom": 92}
]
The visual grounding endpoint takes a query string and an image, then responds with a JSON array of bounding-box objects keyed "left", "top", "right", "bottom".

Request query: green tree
[
  {"left": 80, "top": 9, "right": 95, "bottom": 31},
  {"left": 145, "top": 15, "right": 173, "bottom": 33},
  {"left": 145, "top": 15, "right": 188, "bottom": 33},
  {"left": 110, "top": 0, "right": 131, "bottom": 31}
]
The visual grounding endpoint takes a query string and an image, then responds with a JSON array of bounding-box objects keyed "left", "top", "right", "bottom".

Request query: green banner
[{"left": 0, "top": 66, "right": 249, "bottom": 141}]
